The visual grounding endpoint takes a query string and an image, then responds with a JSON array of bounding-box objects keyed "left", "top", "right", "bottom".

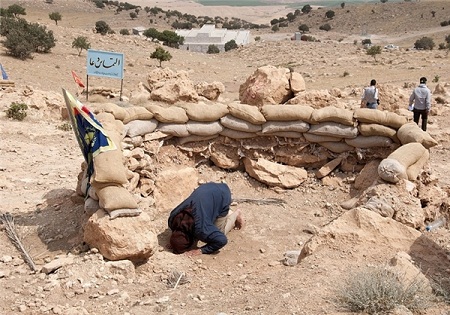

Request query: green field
[{"left": 195, "top": 0, "right": 404, "bottom": 8}]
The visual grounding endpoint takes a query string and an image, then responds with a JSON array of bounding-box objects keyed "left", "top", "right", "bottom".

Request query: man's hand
[{"left": 185, "top": 249, "right": 202, "bottom": 257}]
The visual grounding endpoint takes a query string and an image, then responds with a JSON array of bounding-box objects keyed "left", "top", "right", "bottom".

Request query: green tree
[
  {"left": 143, "top": 27, "right": 160, "bottom": 40},
  {"left": 130, "top": 12, "right": 137, "bottom": 20},
  {"left": 72, "top": 36, "right": 91, "bottom": 56},
  {"left": 150, "top": 46, "right": 172, "bottom": 67},
  {"left": 414, "top": 36, "right": 435, "bottom": 50},
  {"left": 0, "top": 8, "right": 13, "bottom": 17},
  {"left": 380, "top": 0, "right": 388, "bottom": 3},
  {"left": 160, "top": 30, "right": 183, "bottom": 48},
  {"left": 301, "top": 4, "right": 312, "bottom": 14},
  {"left": 2, "top": 18, "right": 55, "bottom": 60},
  {"left": 298, "top": 24, "right": 309, "bottom": 33},
  {"left": 7, "top": 4, "right": 26, "bottom": 18},
  {"left": 286, "top": 12, "right": 295, "bottom": 22},
  {"left": 272, "top": 24, "right": 280, "bottom": 32},
  {"left": 341, "top": 2, "right": 345, "bottom": 9},
  {"left": 224, "top": 39, "right": 238, "bottom": 52},
  {"left": 366, "top": 45, "right": 382, "bottom": 62},
  {"left": 207, "top": 45, "right": 220, "bottom": 54},
  {"left": 49, "top": 12, "right": 62, "bottom": 25},
  {"left": 325, "top": 10, "right": 335, "bottom": 19},
  {"left": 270, "top": 18, "right": 279, "bottom": 26},
  {"left": 95, "top": 20, "right": 111, "bottom": 35}
]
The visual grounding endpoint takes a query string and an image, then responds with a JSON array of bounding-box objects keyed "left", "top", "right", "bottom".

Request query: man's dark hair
[
  {"left": 169, "top": 205, "right": 195, "bottom": 254},
  {"left": 370, "top": 79, "right": 376, "bottom": 86},
  {"left": 420, "top": 77, "right": 427, "bottom": 84}
]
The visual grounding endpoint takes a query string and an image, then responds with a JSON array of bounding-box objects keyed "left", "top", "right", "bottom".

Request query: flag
[
  {"left": 0, "top": 64, "right": 8, "bottom": 80},
  {"left": 61, "top": 89, "right": 116, "bottom": 182},
  {"left": 71, "top": 70, "right": 85, "bottom": 88}
]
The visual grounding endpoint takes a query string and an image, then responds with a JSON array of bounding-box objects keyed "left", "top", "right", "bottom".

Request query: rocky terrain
[{"left": 1, "top": 0, "right": 450, "bottom": 314}]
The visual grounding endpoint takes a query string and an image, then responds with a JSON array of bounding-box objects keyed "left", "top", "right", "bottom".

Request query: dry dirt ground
[{"left": 2, "top": 0, "right": 450, "bottom": 314}]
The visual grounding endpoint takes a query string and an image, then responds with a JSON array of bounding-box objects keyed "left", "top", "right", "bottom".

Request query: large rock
[
  {"left": 153, "top": 167, "right": 198, "bottom": 213},
  {"left": 83, "top": 210, "right": 158, "bottom": 262},
  {"left": 243, "top": 157, "right": 307, "bottom": 188},
  {"left": 239, "top": 65, "right": 304, "bottom": 106},
  {"left": 195, "top": 81, "right": 225, "bottom": 101}
]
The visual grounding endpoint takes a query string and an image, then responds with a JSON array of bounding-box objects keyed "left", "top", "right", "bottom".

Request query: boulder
[
  {"left": 83, "top": 210, "right": 158, "bottom": 262},
  {"left": 243, "top": 157, "right": 307, "bottom": 188},
  {"left": 195, "top": 81, "right": 225, "bottom": 101}
]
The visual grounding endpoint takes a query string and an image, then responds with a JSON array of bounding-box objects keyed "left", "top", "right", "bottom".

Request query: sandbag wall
[{"left": 83, "top": 102, "right": 438, "bottom": 215}]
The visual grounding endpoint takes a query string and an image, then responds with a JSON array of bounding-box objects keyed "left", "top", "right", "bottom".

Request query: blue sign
[{"left": 87, "top": 49, "right": 124, "bottom": 79}]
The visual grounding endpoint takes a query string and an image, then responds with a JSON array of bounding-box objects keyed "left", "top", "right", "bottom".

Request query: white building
[{"left": 176, "top": 24, "right": 250, "bottom": 53}]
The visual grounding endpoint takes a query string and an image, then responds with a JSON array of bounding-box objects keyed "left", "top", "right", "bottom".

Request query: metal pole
[
  {"left": 120, "top": 79, "right": 123, "bottom": 101},
  {"left": 86, "top": 75, "right": 89, "bottom": 101}
]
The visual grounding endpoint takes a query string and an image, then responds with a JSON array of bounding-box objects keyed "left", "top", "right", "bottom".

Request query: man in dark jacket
[{"left": 168, "top": 182, "right": 243, "bottom": 256}]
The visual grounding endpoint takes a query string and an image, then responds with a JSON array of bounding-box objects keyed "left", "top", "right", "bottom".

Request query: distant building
[
  {"left": 132, "top": 27, "right": 146, "bottom": 36},
  {"left": 176, "top": 24, "right": 250, "bottom": 53}
]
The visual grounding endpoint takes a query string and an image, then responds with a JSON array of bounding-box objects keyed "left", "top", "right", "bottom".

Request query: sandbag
[
  {"left": 308, "top": 122, "right": 358, "bottom": 139},
  {"left": 258, "top": 131, "right": 305, "bottom": 138},
  {"left": 91, "top": 102, "right": 127, "bottom": 121},
  {"left": 407, "top": 149, "right": 430, "bottom": 181},
  {"left": 378, "top": 158, "right": 407, "bottom": 183},
  {"left": 378, "top": 142, "right": 428, "bottom": 183},
  {"left": 345, "top": 136, "right": 393, "bottom": 148},
  {"left": 178, "top": 134, "right": 218, "bottom": 145},
  {"left": 97, "top": 185, "right": 138, "bottom": 211},
  {"left": 220, "top": 128, "right": 256, "bottom": 139},
  {"left": 320, "top": 141, "right": 354, "bottom": 153},
  {"left": 358, "top": 123, "right": 397, "bottom": 139},
  {"left": 122, "top": 106, "right": 154, "bottom": 124},
  {"left": 156, "top": 123, "right": 189, "bottom": 137},
  {"left": 186, "top": 121, "right": 224, "bottom": 136},
  {"left": 228, "top": 103, "right": 266, "bottom": 125},
  {"left": 261, "top": 104, "right": 314, "bottom": 123},
  {"left": 220, "top": 115, "right": 262, "bottom": 132},
  {"left": 303, "top": 133, "right": 342, "bottom": 143},
  {"left": 311, "top": 107, "right": 354, "bottom": 126},
  {"left": 180, "top": 103, "right": 228, "bottom": 122},
  {"left": 260, "top": 121, "right": 309, "bottom": 134},
  {"left": 125, "top": 119, "right": 158, "bottom": 137},
  {"left": 145, "top": 104, "right": 189, "bottom": 123},
  {"left": 353, "top": 108, "right": 407, "bottom": 129},
  {"left": 397, "top": 122, "right": 438, "bottom": 148}
]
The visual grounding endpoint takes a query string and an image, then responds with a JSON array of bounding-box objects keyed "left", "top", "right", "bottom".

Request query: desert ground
[{"left": 1, "top": 0, "right": 450, "bottom": 314}]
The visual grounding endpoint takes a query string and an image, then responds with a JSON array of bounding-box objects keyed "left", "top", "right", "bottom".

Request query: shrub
[
  {"left": 150, "top": 46, "right": 172, "bottom": 67},
  {"left": 3, "top": 18, "right": 56, "bottom": 59},
  {"left": 207, "top": 44, "right": 220, "bottom": 54},
  {"left": 362, "top": 38, "right": 372, "bottom": 45},
  {"left": 343, "top": 71, "right": 349, "bottom": 77},
  {"left": 435, "top": 96, "right": 447, "bottom": 104},
  {"left": 441, "top": 21, "right": 449, "bottom": 27},
  {"left": 95, "top": 20, "right": 111, "bottom": 35},
  {"left": 93, "top": 0, "right": 105, "bottom": 8},
  {"left": 319, "top": 23, "right": 331, "bottom": 31},
  {"left": 272, "top": 24, "right": 280, "bottom": 32},
  {"left": 5, "top": 102, "right": 28, "bottom": 121},
  {"left": 366, "top": 45, "right": 382, "bottom": 61},
  {"left": 301, "top": 34, "right": 316, "bottom": 42},
  {"left": 279, "top": 21, "right": 288, "bottom": 27},
  {"left": 298, "top": 24, "right": 309, "bottom": 33},
  {"left": 129, "top": 12, "right": 137, "bottom": 19},
  {"left": 270, "top": 18, "right": 279, "bottom": 25},
  {"left": 414, "top": 36, "right": 435, "bottom": 50},
  {"left": 49, "top": 12, "right": 62, "bottom": 25},
  {"left": 224, "top": 39, "right": 238, "bottom": 52},
  {"left": 446, "top": 34, "right": 450, "bottom": 44},
  {"left": 72, "top": 36, "right": 91, "bottom": 56},
  {"left": 119, "top": 28, "right": 130, "bottom": 35},
  {"left": 433, "top": 75, "right": 440, "bottom": 83},
  {"left": 325, "top": 10, "right": 335, "bottom": 19},
  {"left": 335, "top": 265, "right": 432, "bottom": 314},
  {"left": 301, "top": 4, "right": 312, "bottom": 14},
  {"left": 6, "top": 4, "right": 26, "bottom": 18},
  {"left": 254, "top": 36, "right": 261, "bottom": 41},
  {"left": 57, "top": 122, "right": 72, "bottom": 131}
]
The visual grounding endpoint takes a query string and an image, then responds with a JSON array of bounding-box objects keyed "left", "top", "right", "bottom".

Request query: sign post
[{"left": 86, "top": 49, "right": 124, "bottom": 101}]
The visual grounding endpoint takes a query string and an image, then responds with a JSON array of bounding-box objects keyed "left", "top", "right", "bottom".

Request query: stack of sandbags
[
  {"left": 89, "top": 112, "right": 141, "bottom": 219},
  {"left": 378, "top": 142, "right": 429, "bottom": 183}
]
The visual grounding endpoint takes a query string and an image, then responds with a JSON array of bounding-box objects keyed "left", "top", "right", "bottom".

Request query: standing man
[
  {"left": 168, "top": 182, "right": 244, "bottom": 256},
  {"left": 361, "top": 79, "right": 379, "bottom": 109},
  {"left": 409, "top": 77, "right": 432, "bottom": 131}
]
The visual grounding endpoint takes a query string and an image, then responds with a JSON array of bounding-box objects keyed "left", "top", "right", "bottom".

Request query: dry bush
[{"left": 334, "top": 265, "right": 432, "bottom": 314}]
